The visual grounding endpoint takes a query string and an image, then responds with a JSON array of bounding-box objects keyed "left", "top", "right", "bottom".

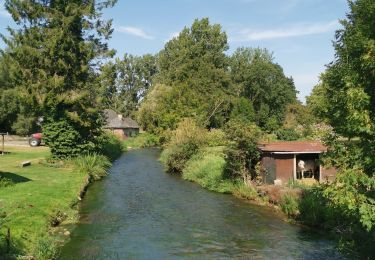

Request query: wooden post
[
  {"left": 0, "top": 133, "right": 6, "bottom": 155},
  {"left": 293, "top": 154, "right": 297, "bottom": 180}
]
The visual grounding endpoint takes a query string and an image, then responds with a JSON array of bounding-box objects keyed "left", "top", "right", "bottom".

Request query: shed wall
[{"left": 274, "top": 154, "right": 294, "bottom": 183}]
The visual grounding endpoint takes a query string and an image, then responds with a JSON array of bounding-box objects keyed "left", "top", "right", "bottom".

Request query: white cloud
[
  {"left": 230, "top": 20, "right": 340, "bottom": 42},
  {"left": 116, "top": 26, "right": 154, "bottom": 40},
  {"left": 164, "top": 32, "right": 179, "bottom": 43}
]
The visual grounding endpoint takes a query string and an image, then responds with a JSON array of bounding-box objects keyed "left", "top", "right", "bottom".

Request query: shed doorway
[{"left": 296, "top": 154, "right": 320, "bottom": 181}]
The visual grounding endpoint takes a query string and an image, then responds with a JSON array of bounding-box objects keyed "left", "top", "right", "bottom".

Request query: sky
[{"left": 0, "top": 0, "right": 349, "bottom": 102}]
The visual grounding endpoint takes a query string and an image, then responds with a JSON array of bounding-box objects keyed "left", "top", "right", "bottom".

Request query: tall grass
[
  {"left": 232, "top": 183, "right": 258, "bottom": 200},
  {"left": 182, "top": 150, "right": 234, "bottom": 193},
  {"left": 73, "top": 154, "right": 111, "bottom": 182},
  {"left": 280, "top": 193, "right": 300, "bottom": 217}
]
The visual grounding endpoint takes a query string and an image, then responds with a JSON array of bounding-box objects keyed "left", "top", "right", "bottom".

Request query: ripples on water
[{"left": 59, "top": 149, "right": 344, "bottom": 259}]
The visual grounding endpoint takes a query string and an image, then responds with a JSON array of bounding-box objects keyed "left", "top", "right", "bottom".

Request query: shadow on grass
[{"left": 0, "top": 172, "right": 31, "bottom": 184}]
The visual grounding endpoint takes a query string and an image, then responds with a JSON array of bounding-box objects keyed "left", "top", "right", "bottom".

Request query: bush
[
  {"left": 161, "top": 118, "right": 207, "bottom": 173},
  {"left": 224, "top": 120, "right": 262, "bottom": 180},
  {"left": 298, "top": 187, "right": 332, "bottom": 227},
  {"left": 280, "top": 193, "right": 299, "bottom": 217},
  {"left": 183, "top": 149, "right": 234, "bottom": 193},
  {"left": 206, "top": 129, "right": 227, "bottom": 147},
  {"left": 11, "top": 115, "right": 37, "bottom": 136},
  {"left": 97, "top": 132, "right": 124, "bottom": 161},
  {"left": 275, "top": 128, "right": 300, "bottom": 141},
  {"left": 73, "top": 154, "right": 111, "bottom": 182},
  {"left": 43, "top": 120, "right": 95, "bottom": 159}
]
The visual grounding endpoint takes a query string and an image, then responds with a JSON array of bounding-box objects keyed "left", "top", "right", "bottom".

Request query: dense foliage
[
  {"left": 1, "top": 0, "right": 116, "bottom": 157},
  {"left": 98, "top": 54, "right": 157, "bottom": 117},
  {"left": 304, "top": 0, "right": 375, "bottom": 250},
  {"left": 230, "top": 48, "right": 297, "bottom": 131},
  {"left": 223, "top": 120, "right": 262, "bottom": 181},
  {"left": 160, "top": 118, "right": 207, "bottom": 173}
]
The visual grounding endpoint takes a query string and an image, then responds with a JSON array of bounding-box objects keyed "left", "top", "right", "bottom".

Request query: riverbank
[
  {"left": 0, "top": 146, "right": 91, "bottom": 258},
  {"left": 60, "top": 148, "right": 343, "bottom": 259}
]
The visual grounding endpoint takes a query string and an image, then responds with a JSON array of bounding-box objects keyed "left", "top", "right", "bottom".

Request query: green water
[{"left": 59, "top": 149, "right": 344, "bottom": 259}]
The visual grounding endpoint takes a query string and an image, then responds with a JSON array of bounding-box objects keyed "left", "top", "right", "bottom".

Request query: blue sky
[{"left": 0, "top": 0, "right": 349, "bottom": 101}]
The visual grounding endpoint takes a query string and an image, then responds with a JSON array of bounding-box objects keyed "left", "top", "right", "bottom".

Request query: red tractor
[{"left": 29, "top": 133, "right": 42, "bottom": 147}]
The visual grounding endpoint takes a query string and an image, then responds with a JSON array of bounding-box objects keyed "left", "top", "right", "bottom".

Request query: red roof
[{"left": 258, "top": 141, "right": 327, "bottom": 153}]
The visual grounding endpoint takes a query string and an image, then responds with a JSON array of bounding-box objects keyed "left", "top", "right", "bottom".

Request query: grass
[
  {"left": 0, "top": 146, "right": 88, "bottom": 258},
  {"left": 73, "top": 154, "right": 111, "bottom": 182},
  {"left": 182, "top": 147, "right": 234, "bottom": 193},
  {"left": 123, "top": 132, "right": 160, "bottom": 149}
]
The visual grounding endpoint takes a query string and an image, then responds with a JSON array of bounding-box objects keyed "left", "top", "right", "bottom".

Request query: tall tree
[
  {"left": 1, "top": 0, "right": 116, "bottom": 157},
  {"left": 154, "top": 18, "right": 231, "bottom": 128},
  {"left": 314, "top": 0, "right": 375, "bottom": 235},
  {"left": 99, "top": 53, "right": 157, "bottom": 116},
  {"left": 230, "top": 47, "right": 297, "bottom": 132}
]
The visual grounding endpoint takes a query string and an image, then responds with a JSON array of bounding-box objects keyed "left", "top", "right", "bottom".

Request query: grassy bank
[
  {"left": 0, "top": 146, "right": 89, "bottom": 258},
  {"left": 123, "top": 133, "right": 160, "bottom": 149},
  {"left": 165, "top": 145, "right": 374, "bottom": 257}
]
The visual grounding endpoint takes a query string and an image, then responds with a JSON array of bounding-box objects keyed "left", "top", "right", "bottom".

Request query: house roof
[
  {"left": 103, "top": 109, "right": 139, "bottom": 129},
  {"left": 258, "top": 141, "right": 327, "bottom": 154}
]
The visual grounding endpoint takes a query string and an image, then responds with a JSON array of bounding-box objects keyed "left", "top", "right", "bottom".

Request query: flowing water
[{"left": 59, "top": 149, "right": 344, "bottom": 259}]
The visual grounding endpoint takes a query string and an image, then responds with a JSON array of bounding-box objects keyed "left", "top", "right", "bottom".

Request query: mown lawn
[{"left": 0, "top": 146, "right": 88, "bottom": 258}]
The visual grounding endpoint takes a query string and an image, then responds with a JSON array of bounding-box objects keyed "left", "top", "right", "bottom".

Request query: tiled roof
[
  {"left": 258, "top": 141, "right": 327, "bottom": 153},
  {"left": 103, "top": 109, "right": 139, "bottom": 129}
]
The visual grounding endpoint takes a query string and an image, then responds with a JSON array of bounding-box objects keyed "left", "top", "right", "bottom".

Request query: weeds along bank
[
  {"left": 158, "top": 119, "right": 374, "bottom": 258},
  {"left": 0, "top": 133, "right": 124, "bottom": 259}
]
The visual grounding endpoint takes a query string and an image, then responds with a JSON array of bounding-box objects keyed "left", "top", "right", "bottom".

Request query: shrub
[
  {"left": 275, "top": 127, "right": 300, "bottom": 141},
  {"left": 161, "top": 118, "right": 207, "bottom": 173},
  {"left": 73, "top": 154, "right": 111, "bottom": 182},
  {"left": 224, "top": 120, "right": 262, "bottom": 180},
  {"left": 97, "top": 132, "right": 124, "bottom": 161},
  {"left": 11, "top": 115, "right": 36, "bottom": 136},
  {"left": 206, "top": 129, "right": 227, "bottom": 147},
  {"left": 183, "top": 150, "right": 234, "bottom": 193},
  {"left": 43, "top": 120, "right": 95, "bottom": 159},
  {"left": 280, "top": 193, "right": 300, "bottom": 217},
  {"left": 298, "top": 187, "right": 331, "bottom": 226}
]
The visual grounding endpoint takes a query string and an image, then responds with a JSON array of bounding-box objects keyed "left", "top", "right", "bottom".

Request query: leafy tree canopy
[
  {"left": 230, "top": 47, "right": 297, "bottom": 131},
  {"left": 1, "top": 0, "right": 117, "bottom": 157}
]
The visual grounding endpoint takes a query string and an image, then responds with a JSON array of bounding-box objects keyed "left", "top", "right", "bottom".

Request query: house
[
  {"left": 258, "top": 141, "right": 336, "bottom": 185},
  {"left": 103, "top": 109, "right": 140, "bottom": 140}
]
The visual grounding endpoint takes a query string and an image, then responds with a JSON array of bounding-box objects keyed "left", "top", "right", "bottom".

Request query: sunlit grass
[{"left": 0, "top": 146, "right": 87, "bottom": 257}]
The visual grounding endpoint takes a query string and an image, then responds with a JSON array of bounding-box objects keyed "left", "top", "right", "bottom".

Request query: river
[{"left": 59, "top": 148, "right": 344, "bottom": 259}]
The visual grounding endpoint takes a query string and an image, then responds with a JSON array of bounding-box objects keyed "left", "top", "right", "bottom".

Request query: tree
[
  {"left": 155, "top": 18, "right": 231, "bottom": 129},
  {"left": 230, "top": 47, "right": 297, "bottom": 132},
  {"left": 2, "top": 0, "right": 117, "bottom": 157},
  {"left": 316, "top": 0, "right": 375, "bottom": 236},
  {"left": 99, "top": 53, "right": 157, "bottom": 117}
]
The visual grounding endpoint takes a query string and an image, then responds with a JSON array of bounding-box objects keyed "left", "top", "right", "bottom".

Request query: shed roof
[
  {"left": 258, "top": 141, "right": 327, "bottom": 153},
  {"left": 103, "top": 109, "right": 139, "bottom": 129}
]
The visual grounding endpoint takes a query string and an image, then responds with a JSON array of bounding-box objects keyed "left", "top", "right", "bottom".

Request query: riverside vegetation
[
  {"left": 0, "top": 133, "right": 124, "bottom": 259},
  {"left": 0, "top": 0, "right": 374, "bottom": 258}
]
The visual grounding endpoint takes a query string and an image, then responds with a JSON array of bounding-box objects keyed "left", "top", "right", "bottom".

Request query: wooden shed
[
  {"left": 103, "top": 109, "right": 140, "bottom": 140},
  {"left": 258, "top": 141, "right": 336, "bottom": 185}
]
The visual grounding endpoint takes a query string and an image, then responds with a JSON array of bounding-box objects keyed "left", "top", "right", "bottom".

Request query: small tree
[{"left": 224, "top": 120, "right": 262, "bottom": 181}]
